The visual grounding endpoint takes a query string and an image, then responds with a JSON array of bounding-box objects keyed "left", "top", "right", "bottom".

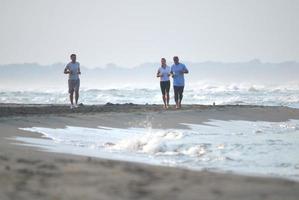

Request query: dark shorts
[
  {"left": 68, "top": 79, "right": 80, "bottom": 93},
  {"left": 160, "top": 80, "right": 170, "bottom": 95},
  {"left": 173, "top": 86, "right": 184, "bottom": 102}
]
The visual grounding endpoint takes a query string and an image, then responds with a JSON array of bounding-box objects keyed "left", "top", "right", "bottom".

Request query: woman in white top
[{"left": 156, "top": 58, "right": 171, "bottom": 109}]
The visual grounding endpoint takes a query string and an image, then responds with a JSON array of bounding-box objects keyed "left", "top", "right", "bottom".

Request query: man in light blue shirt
[{"left": 171, "top": 56, "right": 189, "bottom": 109}]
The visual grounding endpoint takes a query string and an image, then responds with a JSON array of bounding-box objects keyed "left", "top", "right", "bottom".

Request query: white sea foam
[
  {"left": 16, "top": 120, "right": 299, "bottom": 181},
  {"left": 109, "top": 130, "right": 184, "bottom": 154},
  {"left": 2, "top": 83, "right": 299, "bottom": 108}
]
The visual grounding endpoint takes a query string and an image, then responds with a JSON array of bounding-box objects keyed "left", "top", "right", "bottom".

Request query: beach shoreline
[
  {"left": 0, "top": 103, "right": 294, "bottom": 117},
  {"left": 1, "top": 104, "right": 299, "bottom": 199}
]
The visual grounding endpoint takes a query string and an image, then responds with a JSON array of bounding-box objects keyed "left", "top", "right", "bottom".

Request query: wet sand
[{"left": 1, "top": 104, "right": 299, "bottom": 200}]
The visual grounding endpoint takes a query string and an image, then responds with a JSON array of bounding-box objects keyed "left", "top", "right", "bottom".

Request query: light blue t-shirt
[{"left": 171, "top": 63, "right": 188, "bottom": 86}]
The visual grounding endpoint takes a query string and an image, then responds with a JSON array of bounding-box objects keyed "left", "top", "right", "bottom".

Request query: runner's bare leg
[
  {"left": 166, "top": 93, "right": 170, "bottom": 108},
  {"left": 162, "top": 95, "right": 167, "bottom": 109},
  {"left": 69, "top": 91, "right": 74, "bottom": 105},
  {"left": 75, "top": 91, "right": 79, "bottom": 105}
]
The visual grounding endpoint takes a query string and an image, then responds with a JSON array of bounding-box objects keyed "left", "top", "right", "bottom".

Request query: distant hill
[{"left": 0, "top": 60, "right": 298, "bottom": 90}]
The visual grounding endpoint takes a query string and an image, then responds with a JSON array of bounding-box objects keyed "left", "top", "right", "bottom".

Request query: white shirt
[
  {"left": 158, "top": 66, "right": 171, "bottom": 82},
  {"left": 66, "top": 62, "right": 80, "bottom": 80}
]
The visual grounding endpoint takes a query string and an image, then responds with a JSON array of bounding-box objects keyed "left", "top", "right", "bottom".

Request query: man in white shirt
[{"left": 64, "top": 54, "right": 81, "bottom": 109}]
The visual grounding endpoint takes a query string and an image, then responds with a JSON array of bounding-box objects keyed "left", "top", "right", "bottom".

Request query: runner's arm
[
  {"left": 183, "top": 65, "right": 189, "bottom": 74},
  {"left": 78, "top": 66, "right": 81, "bottom": 75},
  {"left": 64, "top": 65, "right": 70, "bottom": 74},
  {"left": 156, "top": 69, "right": 161, "bottom": 77}
]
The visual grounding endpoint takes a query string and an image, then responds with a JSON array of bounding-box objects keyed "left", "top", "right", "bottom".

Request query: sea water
[
  {"left": 2, "top": 84, "right": 299, "bottom": 108},
  {"left": 16, "top": 120, "right": 299, "bottom": 181}
]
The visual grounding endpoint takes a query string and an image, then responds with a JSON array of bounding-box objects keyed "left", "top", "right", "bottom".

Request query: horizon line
[{"left": 0, "top": 58, "right": 298, "bottom": 69}]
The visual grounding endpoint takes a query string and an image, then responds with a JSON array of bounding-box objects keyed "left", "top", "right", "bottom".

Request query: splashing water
[{"left": 16, "top": 120, "right": 299, "bottom": 181}]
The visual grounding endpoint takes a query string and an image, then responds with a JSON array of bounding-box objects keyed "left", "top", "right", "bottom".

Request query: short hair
[
  {"left": 173, "top": 56, "right": 179, "bottom": 60},
  {"left": 70, "top": 54, "right": 76, "bottom": 58}
]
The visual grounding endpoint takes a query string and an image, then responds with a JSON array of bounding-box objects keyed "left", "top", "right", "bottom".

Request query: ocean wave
[{"left": 2, "top": 84, "right": 299, "bottom": 108}]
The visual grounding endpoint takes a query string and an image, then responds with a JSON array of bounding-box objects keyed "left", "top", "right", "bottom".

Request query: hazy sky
[{"left": 1, "top": 0, "right": 298, "bottom": 67}]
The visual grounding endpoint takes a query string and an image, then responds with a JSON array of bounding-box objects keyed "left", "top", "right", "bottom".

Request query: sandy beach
[{"left": 1, "top": 104, "right": 299, "bottom": 200}]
